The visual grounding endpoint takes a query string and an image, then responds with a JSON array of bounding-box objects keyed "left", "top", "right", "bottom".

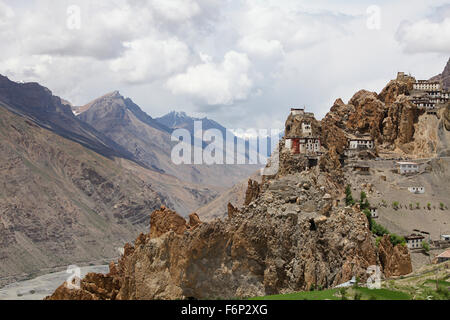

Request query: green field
[{"left": 251, "top": 287, "right": 411, "bottom": 300}]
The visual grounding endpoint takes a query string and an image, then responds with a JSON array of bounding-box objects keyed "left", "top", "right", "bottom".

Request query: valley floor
[{"left": 0, "top": 265, "right": 109, "bottom": 300}]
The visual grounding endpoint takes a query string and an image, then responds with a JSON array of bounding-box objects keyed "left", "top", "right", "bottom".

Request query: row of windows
[
  {"left": 428, "top": 92, "right": 449, "bottom": 98},
  {"left": 401, "top": 164, "right": 418, "bottom": 169},
  {"left": 414, "top": 84, "right": 440, "bottom": 90}
]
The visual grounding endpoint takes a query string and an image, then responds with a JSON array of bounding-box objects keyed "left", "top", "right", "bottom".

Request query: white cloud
[
  {"left": 167, "top": 51, "right": 253, "bottom": 105},
  {"left": 150, "top": 0, "right": 201, "bottom": 22},
  {"left": 235, "top": 2, "right": 352, "bottom": 54},
  {"left": 0, "top": 0, "right": 448, "bottom": 130},
  {"left": 110, "top": 37, "right": 190, "bottom": 84},
  {"left": 0, "top": 1, "right": 14, "bottom": 38},
  {"left": 396, "top": 17, "right": 450, "bottom": 54},
  {"left": 238, "top": 36, "right": 284, "bottom": 59},
  {"left": 0, "top": 1, "right": 14, "bottom": 23},
  {"left": 0, "top": 55, "right": 52, "bottom": 79}
]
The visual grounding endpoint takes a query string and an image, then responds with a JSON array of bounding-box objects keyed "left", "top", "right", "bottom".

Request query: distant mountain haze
[
  {"left": 156, "top": 110, "right": 276, "bottom": 159},
  {"left": 75, "top": 92, "right": 261, "bottom": 188}
]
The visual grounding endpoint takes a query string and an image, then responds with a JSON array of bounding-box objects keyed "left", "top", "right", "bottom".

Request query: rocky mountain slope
[
  {"left": 0, "top": 75, "right": 134, "bottom": 161},
  {"left": 155, "top": 111, "right": 227, "bottom": 138},
  {"left": 196, "top": 174, "right": 262, "bottom": 221},
  {"left": 430, "top": 58, "right": 450, "bottom": 90},
  {"left": 47, "top": 168, "right": 412, "bottom": 300},
  {"left": 0, "top": 87, "right": 219, "bottom": 287},
  {"left": 76, "top": 93, "right": 260, "bottom": 189}
]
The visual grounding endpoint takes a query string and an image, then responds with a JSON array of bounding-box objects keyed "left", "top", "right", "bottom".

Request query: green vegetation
[
  {"left": 251, "top": 287, "right": 411, "bottom": 300},
  {"left": 424, "top": 279, "right": 450, "bottom": 287},
  {"left": 383, "top": 264, "right": 450, "bottom": 300},
  {"left": 339, "top": 288, "right": 348, "bottom": 300},
  {"left": 346, "top": 185, "right": 405, "bottom": 247},
  {"left": 371, "top": 221, "right": 405, "bottom": 246},
  {"left": 389, "top": 233, "right": 406, "bottom": 246},
  {"left": 427, "top": 202, "right": 432, "bottom": 210},
  {"left": 392, "top": 201, "right": 399, "bottom": 210},
  {"left": 252, "top": 269, "right": 450, "bottom": 301},
  {"left": 363, "top": 209, "right": 373, "bottom": 231},
  {"left": 416, "top": 202, "right": 420, "bottom": 209},
  {"left": 250, "top": 289, "right": 341, "bottom": 300},
  {"left": 375, "top": 236, "right": 382, "bottom": 247},
  {"left": 345, "top": 185, "right": 355, "bottom": 206},
  {"left": 422, "top": 241, "right": 430, "bottom": 252},
  {"left": 354, "top": 287, "right": 411, "bottom": 300},
  {"left": 360, "top": 191, "right": 369, "bottom": 210},
  {"left": 440, "top": 202, "right": 445, "bottom": 210}
]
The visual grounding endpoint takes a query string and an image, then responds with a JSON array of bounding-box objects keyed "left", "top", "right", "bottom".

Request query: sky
[{"left": 0, "top": 0, "right": 449, "bottom": 132}]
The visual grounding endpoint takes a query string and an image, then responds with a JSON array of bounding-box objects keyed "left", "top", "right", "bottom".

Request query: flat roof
[
  {"left": 437, "top": 250, "right": 450, "bottom": 258},
  {"left": 345, "top": 133, "right": 373, "bottom": 140},
  {"left": 404, "top": 234, "right": 425, "bottom": 240},
  {"left": 286, "top": 136, "right": 320, "bottom": 140},
  {"left": 349, "top": 138, "right": 373, "bottom": 141},
  {"left": 415, "top": 80, "right": 440, "bottom": 83},
  {"left": 397, "top": 162, "right": 419, "bottom": 165}
]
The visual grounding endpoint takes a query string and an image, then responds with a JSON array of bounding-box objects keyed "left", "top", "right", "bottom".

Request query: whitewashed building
[
  {"left": 405, "top": 234, "right": 425, "bottom": 249},
  {"left": 348, "top": 137, "right": 375, "bottom": 150},
  {"left": 408, "top": 187, "right": 425, "bottom": 194},
  {"left": 302, "top": 137, "right": 321, "bottom": 153},
  {"left": 302, "top": 122, "right": 312, "bottom": 136},
  {"left": 413, "top": 80, "right": 441, "bottom": 91},
  {"left": 286, "top": 137, "right": 321, "bottom": 155},
  {"left": 290, "top": 108, "right": 305, "bottom": 116},
  {"left": 370, "top": 207, "right": 378, "bottom": 218},
  {"left": 397, "top": 162, "right": 419, "bottom": 175}
]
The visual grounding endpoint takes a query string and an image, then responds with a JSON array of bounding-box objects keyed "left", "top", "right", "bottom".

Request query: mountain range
[
  {"left": 73, "top": 91, "right": 261, "bottom": 187},
  {"left": 0, "top": 75, "right": 261, "bottom": 286}
]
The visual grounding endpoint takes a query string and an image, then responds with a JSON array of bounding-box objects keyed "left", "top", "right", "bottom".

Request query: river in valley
[{"left": 0, "top": 265, "right": 109, "bottom": 300}]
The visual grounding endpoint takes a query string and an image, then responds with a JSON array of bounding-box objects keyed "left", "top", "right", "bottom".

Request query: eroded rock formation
[
  {"left": 47, "top": 167, "right": 413, "bottom": 300},
  {"left": 320, "top": 73, "right": 431, "bottom": 156},
  {"left": 244, "top": 179, "right": 261, "bottom": 206},
  {"left": 377, "top": 234, "right": 412, "bottom": 277}
]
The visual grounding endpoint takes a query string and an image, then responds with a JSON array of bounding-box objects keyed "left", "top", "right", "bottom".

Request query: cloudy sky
[{"left": 0, "top": 0, "right": 449, "bottom": 131}]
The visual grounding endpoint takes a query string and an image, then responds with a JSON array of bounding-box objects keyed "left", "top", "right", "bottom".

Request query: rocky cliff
[
  {"left": 47, "top": 167, "right": 412, "bottom": 300},
  {"left": 319, "top": 73, "right": 432, "bottom": 157},
  {"left": 378, "top": 235, "right": 412, "bottom": 277}
]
